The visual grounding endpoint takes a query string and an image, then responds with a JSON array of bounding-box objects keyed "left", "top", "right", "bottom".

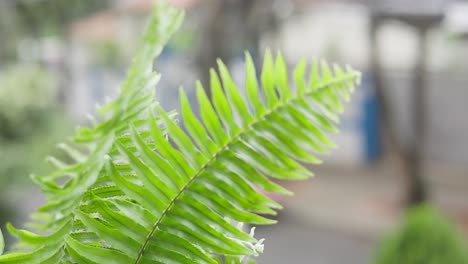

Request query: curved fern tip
[{"left": 254, "top": 239, "right": 265, "bottom": 254}]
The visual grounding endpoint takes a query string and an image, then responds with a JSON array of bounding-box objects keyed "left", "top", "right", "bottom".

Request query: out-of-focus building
[
  {"left": 66, "top": 0, "right": 200, "bottom": 120},
  {"left": 274, "top": 0, "right": 468, "bottom": 165}
]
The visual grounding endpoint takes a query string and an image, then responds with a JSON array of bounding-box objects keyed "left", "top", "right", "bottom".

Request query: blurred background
[{"left": 1, "top": 0, "right": 468, "bottom": 263}]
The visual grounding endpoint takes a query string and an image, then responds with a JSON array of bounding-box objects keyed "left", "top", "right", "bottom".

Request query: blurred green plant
[
  {"left": 0, "top": 64, "right": 72, "bottom": 238},
  {"left": 0, "top": 64, "right": 71, "bottom": 188},
  {"left": 375, "top": 205, "right": 468, "bottom": 264},
  {"left": 0, "top": 64, "right": 56, "bottom": 139},
  {"left": 91, "top": 40, "right": 124, "bottom": 68},
  {"left": 0, "top": 117, "right": 70, "bottom": 186},
  {"left": 0, "top": 0, "right": 111, "bottom": 62}
]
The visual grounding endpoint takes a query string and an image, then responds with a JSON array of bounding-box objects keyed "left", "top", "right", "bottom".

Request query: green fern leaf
[
  {"left": 65, "top": 52, "right": 359, "bottom": 264},
  {"left": 0, "top": 1, "right": 183, "bottom": 263},
  {"left": 0, "top": 1, "right": 360, "bottom": 263}
]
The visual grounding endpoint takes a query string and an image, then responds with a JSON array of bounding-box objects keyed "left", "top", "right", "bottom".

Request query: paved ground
[
  {"left": 282, "top": 157, "right": 468, "bottom": 237},
  {"left": 255, "top": 211, "right": 376, "bottom": 264},
  {"left": 253, "top": 157, "right": 468, "bottom": 263}
]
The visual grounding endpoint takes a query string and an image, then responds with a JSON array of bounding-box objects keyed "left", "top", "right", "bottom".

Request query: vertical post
[
  {"left": 370, "top": 16, "right": 429, "bottom": 207},
  {"left": 196, "top": 0, "right": 278, "bottom": 98},
  {"left": 370, "top": 17, "right": 392, "bottom": 146},
  {"left": 407, "top": 28, "right": 429, "bottom": 205}
]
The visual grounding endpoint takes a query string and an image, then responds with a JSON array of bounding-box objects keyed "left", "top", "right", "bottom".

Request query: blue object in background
[{"left": 361, "top": 72, "right": 382, "bottom": 162}]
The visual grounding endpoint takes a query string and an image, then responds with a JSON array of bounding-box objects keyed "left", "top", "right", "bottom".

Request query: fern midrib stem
[{"left": 134, "top": 73, "right": 358, "bottom": 264}]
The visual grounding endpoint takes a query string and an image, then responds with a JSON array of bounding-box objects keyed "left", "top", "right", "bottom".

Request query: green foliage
[
  {"left": 375, "top": 205, "right": 468, "bottom": 264},
  {"left": 91, "top": 40, "right": 124, "bottom": 68},
  {"left": 0, "top": 64, "right": 56, "bottom": 140},
  {"left": 12, "top": 0, "right": 111, "bottom": 36},
  {"left": 0, "top": 64, "right": 71, "bottom": 234},
  {"left": 0, "top": 114, "right": 71, "bottom": 188},
  {"left": 0, "top": 64, "right": 70, "bottom": 190},
  {"left": 0, "top": 1, "right": 360, "bottom": 263},
  {"left": 0, "top": 0, "right": 111, "bottom": 62}
]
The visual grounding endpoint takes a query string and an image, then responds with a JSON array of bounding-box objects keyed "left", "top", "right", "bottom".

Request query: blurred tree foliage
[
  {"left": 375, "top": 205, "right": 468, "bottom": 264},
  {"left": 0, "top": 65, "right": 56, "bottom": 139},
  {"left": 0, "top": 0, "right": 107, "bottom": 229},
  {"left": 0, "top": 64, "right": 72, "bottom": 230},
  {"left": 0, "top": 0, "right": 110, "bottom": 62},
  {"left": 11, "top": 0, "right": 110, "bottom": 36},
  {"left": 90, "top": 40, "right": 124, "bottom": 68},
  {"left": 0, "top": 64, "right": 71, "bottom": 188}
]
